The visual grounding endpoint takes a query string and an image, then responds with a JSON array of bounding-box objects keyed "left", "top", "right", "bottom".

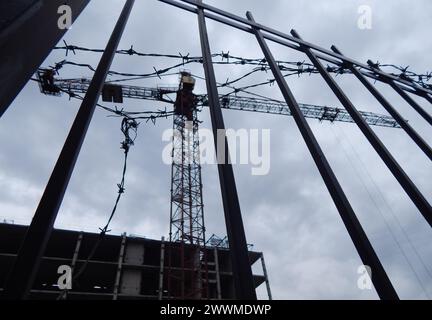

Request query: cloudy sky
[{"left": 1, "top": 0, "right": 431, "bottom": 299}]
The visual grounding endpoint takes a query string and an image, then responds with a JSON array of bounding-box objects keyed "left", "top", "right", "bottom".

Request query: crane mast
[{"left": 167, "top": 72, "right": 208, "bottom": 299}]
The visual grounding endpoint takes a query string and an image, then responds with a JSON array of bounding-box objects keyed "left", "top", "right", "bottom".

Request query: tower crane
[{"left": 36, "top": 70, "right": 402, "bottom": 299}]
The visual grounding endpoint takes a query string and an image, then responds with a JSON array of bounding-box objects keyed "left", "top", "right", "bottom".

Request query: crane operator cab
[{"left": 174, "top": 71, "right": 196, "bottom": 121}]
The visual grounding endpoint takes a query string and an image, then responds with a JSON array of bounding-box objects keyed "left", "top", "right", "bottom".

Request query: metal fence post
[
  {"left": 366, "top": 61, "right": 432, "bottom": 126},
  {"left": 329, "top": 46, "right": 432, "bottom": 161},
  {"left": 289, "top": 29, "right": 432, "bottom": 229},
  {"left": 195, "top": 0, "right": 256, "bottom": 300},
  {"left": 247, "top": 11, "right": 398, "bottom": 300},
  {"left": 2, "top": 0, "right": 135, "bottom": 300},
  {"left": 0, "top": 0, "right": 90, "bottom": 117}
]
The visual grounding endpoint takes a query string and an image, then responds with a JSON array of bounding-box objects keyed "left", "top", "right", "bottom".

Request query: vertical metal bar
[
  {"left": 59, "top": 231, "right": 83, "bottom": 300},
  {"left": 158, "top": 237, "right": 166, "bottom": 300},
  {"left": 113, "top": 233, "right": 127, "bottom": 300},
  {"left": 260, "top": 253, "right": 272, "bottom": 300},
  {"left": 366, "top": 61, "right": 432, "bottom": 126},
  {"left": 195, "top": 0, "right": 256, "bottom": 300},
  {"left": 330, "top": 46, "right": 432, "bottom": 161},
  {"left": 180, "top": 242, "right": 185, "bottom": 299},
  {"left": 71, "top": 233, "right": 83, "bottom": 273},
  {"left": 68, "top": 232, "right": 83, "bottom": 299},
  {"left": 213, "top": 247, "right": 222, "bottom": 300},
  {"left": 0, "top": 0, "right": 90, "bottom": 116},
  {"left": 2, "top": 0, "right": 135, "bottom": 300},
  {"left": 290, "top": 29, "right": 432, "bottom": 228},
  {"left": 246, "top": 12, "right": 398, "bottom": 300}
]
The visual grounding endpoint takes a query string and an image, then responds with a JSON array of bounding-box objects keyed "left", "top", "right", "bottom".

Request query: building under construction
[{"left": 0, "top": 223, "right": 271, "bottom": 300}]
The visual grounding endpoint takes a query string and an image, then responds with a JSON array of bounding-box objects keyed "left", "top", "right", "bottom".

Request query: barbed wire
[
  {"left": 41, "top": 59, "right": 322, "bottom": 104},
  {"left": 51, "top": 100, "right": 175, "bottom": 299},
  {"left": 36, "top": 42, "right": 430, "bottom": 299},
  {"left": 52, "top": 41, "right": 432, "bottom": 90},
  {"left": 43, "top": 41, "right": 430, "bottom": 299},
  {"left": 57, "top": 116, "right": 138, "bottom": 299},
  {"left": 37, "top": 78, "right": 172, "bottom": 299}
]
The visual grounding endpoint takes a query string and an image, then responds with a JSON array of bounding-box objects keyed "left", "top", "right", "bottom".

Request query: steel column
[
  {"left": 367, "top": 62, "right": 432, "bottom": 126},
  {"left": 330, "top": 46, "right": 432, "bottom": 161},
  {"left": 213, "top": 248, "right": 222, "bottom": 300},
  {"left": 158, "top": 237, "right": 166, "bottom": 300},
  {"left": 2, "top": 0, "right": 135, "bottom": 300},
  {"left": 195, "top": 0, "right": 256, "bottom": 300},
  {"left": 290, "top": 29, "right": 432, "bottom": 228},
  {"left": 113, "top": 233, "right": 127, "bottom": 300},
  {"left": 260, "top": 253, "right": 272, "bottom": 300},
  {"left": 71, "top": 233, "right": 83, "bottom": 273},
  {"left": 0, "top": 0, "right": 90, "bottom": 117},
  {"left": 66, "top": 232, "right": 83, "bottom": 300},
  {"left": 247, "top": 12, "right": 398, "bottom": 300},
  {"left": 58, "top": 231, "right": 83, "bottom": 300}
]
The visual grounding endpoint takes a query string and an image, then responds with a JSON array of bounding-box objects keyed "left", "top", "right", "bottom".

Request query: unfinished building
[{"left": 0, "top": 223, "right": 271, "bottom": 300}]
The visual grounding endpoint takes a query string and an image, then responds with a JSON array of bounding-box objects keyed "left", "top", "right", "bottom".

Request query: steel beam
[
  {"left": 247, "top": 12, "right": 398, "bottom": 300},
  {"left": 366, "top": 61, "right": 432, "bottom": 126},
  {"left": 290, "top": 29, "right": 432, "bottom": 229},
  {"left": 159, "top": 0, "right": 424, "bottom": 96},
  {"left": 0, "top": 0, "right": 90, "bottom": 117},
  {"left": 195, "top": 0, "right": 256, "bottom": 300},
  {"left": 422, "top": 94, "right": 432, "bottom": 105},
  {"left": 2, "top": 0, "right": 135, "bottom": 300},
  {"left": 330, "top": 46, "right": 432, "bottom": 161},
  {"left": 159, "top": 0, "right": 432, "bottom": 98}
]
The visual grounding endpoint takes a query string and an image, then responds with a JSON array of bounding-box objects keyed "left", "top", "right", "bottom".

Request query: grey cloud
[{"left": 1, "top": 0, "right": 431, "bottom": 299}]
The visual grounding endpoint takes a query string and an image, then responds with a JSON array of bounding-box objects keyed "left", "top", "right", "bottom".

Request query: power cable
[{"left": 332, "top": 124, "right": 432, "bottom": 299}]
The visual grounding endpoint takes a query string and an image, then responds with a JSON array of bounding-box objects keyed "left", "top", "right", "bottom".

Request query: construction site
[{"left": 0, "top": 0, "right": 431, "bottom": 301}]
